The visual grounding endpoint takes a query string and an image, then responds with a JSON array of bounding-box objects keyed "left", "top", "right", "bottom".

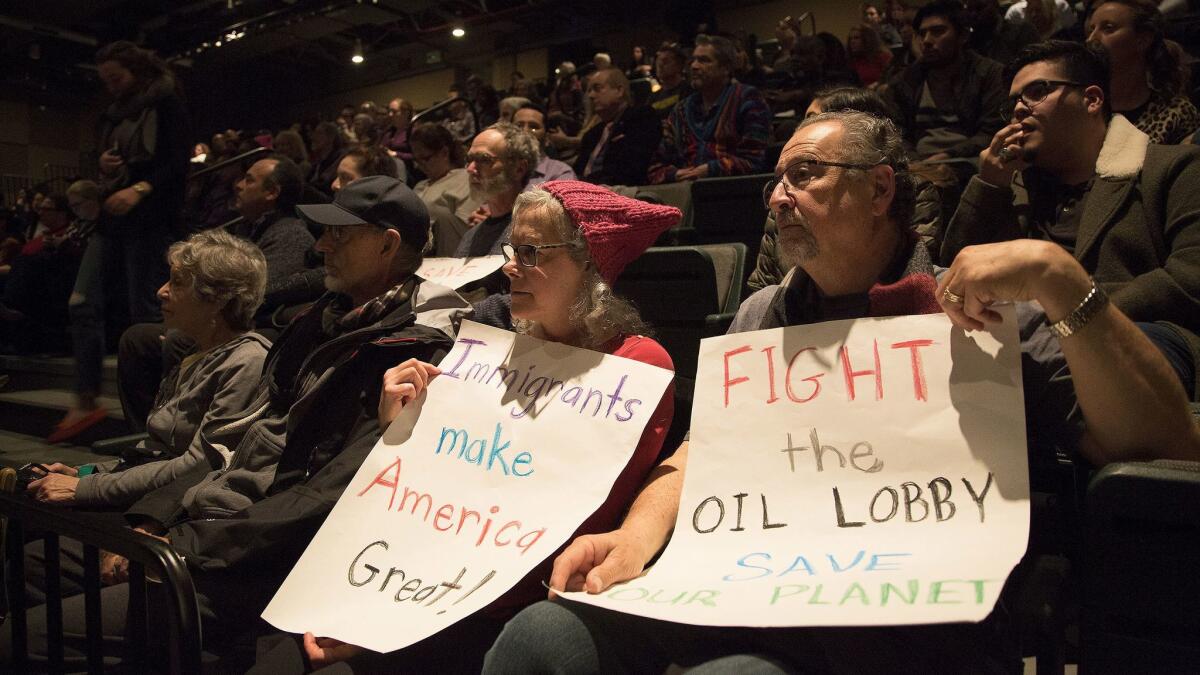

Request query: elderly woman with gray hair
[{"left": 28, "top": 229, "right": 271, "bottom": 508}]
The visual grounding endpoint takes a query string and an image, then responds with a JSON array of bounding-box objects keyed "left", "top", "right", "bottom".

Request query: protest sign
[
  {"left": 564, "top": 310, "right": 1028, "bottom": 626},
  {"left": 418, "top": 256, "right": 506, "bottom": 289},
  {"left": 262, "top": 321, "right": 673, "bottom": 652}
]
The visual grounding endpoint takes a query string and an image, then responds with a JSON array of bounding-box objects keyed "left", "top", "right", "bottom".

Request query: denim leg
[
  {"left": 120, "top": 229, "right": 171, "bottom": 325},
  {"left": 69, "top": 235, "right": 108, "bottom": 399}
]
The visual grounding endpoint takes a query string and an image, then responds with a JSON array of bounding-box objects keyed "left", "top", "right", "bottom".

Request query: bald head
[{"left": 588, "top": 68, "right": 631, "bottom": 121}]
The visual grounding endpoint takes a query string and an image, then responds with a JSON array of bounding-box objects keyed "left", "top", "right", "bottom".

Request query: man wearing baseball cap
[{"left": 9, "top": 176, "right": 472, "bottom": 671}]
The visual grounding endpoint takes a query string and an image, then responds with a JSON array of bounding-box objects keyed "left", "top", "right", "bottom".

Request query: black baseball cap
[{"left": 296, "top": 175, "right": 429, "bottom": 251}]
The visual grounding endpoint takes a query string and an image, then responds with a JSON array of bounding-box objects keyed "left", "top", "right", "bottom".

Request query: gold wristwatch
[{"left": 131, "top": 181, "right": 152, "bottom": 195}]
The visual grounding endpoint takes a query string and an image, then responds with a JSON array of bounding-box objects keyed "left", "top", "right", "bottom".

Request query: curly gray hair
[
  {"left": 167, "top": 229, "right": 268, "bottom": 331},
  {"left": 510, "top": 189, "right": 651, "bottom": 350},
  {"left": 487, "top": 122, "right": 541, "bottom": 184}
]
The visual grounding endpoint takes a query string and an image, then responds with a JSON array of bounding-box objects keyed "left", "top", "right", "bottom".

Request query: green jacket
[{"left": 942, "top": 115, "right": 1200, "bottom": 394}]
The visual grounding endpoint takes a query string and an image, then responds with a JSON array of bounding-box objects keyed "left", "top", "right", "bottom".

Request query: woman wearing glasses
[{"left": 260, "top": 181, "right": 681, "bottom": 673}]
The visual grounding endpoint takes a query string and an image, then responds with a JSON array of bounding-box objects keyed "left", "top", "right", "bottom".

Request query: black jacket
[
  {"left": 883, "top": 50, "right": 1007, "bottom": 159},
  {"left": 574, "top": 104, "right": 663, "bottom": 187}
]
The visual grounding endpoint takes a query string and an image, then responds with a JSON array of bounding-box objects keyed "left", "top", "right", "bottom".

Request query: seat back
[
  {"left": 688, "top": 174, "right": 772, "bottom": 280},
  {"left": 1081, "top": 460, "right": 1200, "bottom": 672}
]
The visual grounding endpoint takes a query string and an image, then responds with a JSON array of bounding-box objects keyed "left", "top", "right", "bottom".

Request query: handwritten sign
[
  {"left": 418, "top": 256, "right": 506, "bottom": 289},
  {"left": 564, "top": 310, "right": 1028, "bottom": 626},
  {"left": 262, "top": 321, "right": 673, "bottom": 652}
]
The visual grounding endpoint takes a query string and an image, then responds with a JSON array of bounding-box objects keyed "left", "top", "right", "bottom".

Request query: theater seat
[
  {"left": 615, "top": 244, "right": 747, "bottom": 454},
  {"left": 1080, "top": 458, "right": 1200, "bottom": 672},
  {"left": 688, "top": 174, "right": 773, "bottom": 284}
]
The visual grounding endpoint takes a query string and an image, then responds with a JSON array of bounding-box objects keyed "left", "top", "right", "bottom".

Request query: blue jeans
[
  {"left": 482, "top": 599, "right": 1015, "bottom": 675},
  {"left": 69, "top": 229, "right": 171, "bottom": 399}
]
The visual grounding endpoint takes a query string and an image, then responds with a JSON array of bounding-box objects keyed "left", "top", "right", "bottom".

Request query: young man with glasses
[{"left": 944, "top": 40, "right": 1200, "bottom": 400}]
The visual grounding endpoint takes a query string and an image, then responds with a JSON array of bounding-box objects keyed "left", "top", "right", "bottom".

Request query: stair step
[
  {"left": 0, "top": 354, "right": 120, "bottom": 397},
  {"left": 0, "top": 428, "right": 106, "bottom": 471},
  {"left": 0, "top": 389, "right": 128, "bottom": 445}
]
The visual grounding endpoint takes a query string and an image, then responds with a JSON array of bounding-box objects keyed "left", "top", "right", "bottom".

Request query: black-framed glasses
[
  {"left": 320, "top": 223, "right": 384, "bottom": 244},
  {"left": 762, "top": 159, "right": 883, "bottom": 208},
  {"left": 501, "top": 241, "right": 571, "bottom": 267},
  {"left": 466, "top": 152, "right": 501, "bottom": 166},
  {"left": 1001, "top": 79, "right": 1082, "bottom": 120}
]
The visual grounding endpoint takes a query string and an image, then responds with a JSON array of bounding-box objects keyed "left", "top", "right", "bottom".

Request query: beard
[
  {"left": 470, "top": 168, "right": 516, "bottom": 202},
  {"left": 776, "top": 207, "right": 819, "bottom": 269}
]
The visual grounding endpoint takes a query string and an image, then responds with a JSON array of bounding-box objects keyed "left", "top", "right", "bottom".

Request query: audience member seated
[
  {"left": 118, "top": 156, "right": 317, "bottom": 426},
  {"left": 848, "top": 23, "right": 893, "bottom": 88},
  {"left": 962, "top": 0, "right": 1040, "bottom": 65},
  {"left": 514, "top": 104, "right": 576, "bottom": 188},
  {"left": 0, "top": 194, "right": 85, "bottom": 354},
  {"left": 748, "top": 86, "right": 945, "bottom": 292},
  {"left": 307, "top": 121, "right": 346, "bottom": 198},
  {"left": 456, "top": 123, "right": 540, "bottom": 259},
  {"left": 574, "top": 69, "right": 661, "bottom": 187},
  {"left": 410, "top": 123, "right": 481, "bottom": 256},
  {"left": 499, "top": 96, "right": 531, "bottom": 123},
  {"left": 248, "top": 180, "right": 680, "bottom": 674},
  {"left": 1084, "top": 0, "right": 1200, "bottom": 144},
  {"left": 943, "top": 40, "right": 1200, "bottom": 403},
  {"left": 0, "top": 177, "right": 471, "bottom": 672},
  {"left": 272, "top": 129, "right": 311, "bottom": 178},
  {"left": 482, "top": 110, "right": 1200, "bottom": 675},
  {"left": 332, "top": 144, "right": 399, "bottom": 193},
  {"left": 883, "top": 0, "right": 1006, "bottom": 163},
  {"left": 28, "top": 230, "right": 269, "bottom": 508},
  {"left": 1007, "top": 0, "right": 1077, "bottom": 40},
  {"left": 381, "top": 97, "right": 414, "bottom": 160},
  {"left": 443, "top": 86, "right": 478, "bottom": 145},
  {"left": 647, "top": 34, "right": 771, "bottom": 183},
  {"left": 864, "top": 2, "right": 903, "bottom": 49},
  {"left": 646, "top": 42, "right": 692, "bottom": 121}
]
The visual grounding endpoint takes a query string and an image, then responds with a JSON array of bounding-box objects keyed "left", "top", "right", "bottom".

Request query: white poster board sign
[
  {"left": 262, "top": 321, "right": 673, "bottom": 652},
  {"left": 565, "top": 310, "right": 1028, "bottom": 627},
  {"left": 418, "top": 256, "right": 506, "bottom": 289}
]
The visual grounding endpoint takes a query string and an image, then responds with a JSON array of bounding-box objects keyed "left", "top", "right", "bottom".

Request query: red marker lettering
[
  {"left": 723, "top": 345, "right": 752, "bottom": 407},
  {"left": 891, "top": 339, "right": 935, "bottom": 401},
  {"left": 840, "top": 340, "right": 883, "bottom": 401}
]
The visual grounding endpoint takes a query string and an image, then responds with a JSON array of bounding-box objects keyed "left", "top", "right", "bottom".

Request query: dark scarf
[
  {"left": 767, "top": 234, "right": 941, "bottom": 329},
  {"left": 320, "top": 278, "right": 418, "bottom": 337}
]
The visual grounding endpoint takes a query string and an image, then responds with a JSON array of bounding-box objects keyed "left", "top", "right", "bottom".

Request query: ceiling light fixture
[
  {"left": 451, "top": 26, "right": 465, "bottom": 38},
  {"left": 351, "top": 38, "right": 365, "bottom": 64}
]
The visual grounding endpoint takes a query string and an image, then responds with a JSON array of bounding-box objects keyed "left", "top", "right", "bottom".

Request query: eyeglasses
[
  {"left": 762, "top": 159, "right": 883, "bottom": 208},
  {"left": 466, "top": 152, "right": 501, "bottom": 166},
  {"left": 501, "top": 241, "right": 572, "bottom": 267},
  {"left": 320, "top": 223, "right": 383, "bottom": 244},
  {"left": 1001, "top": 79, "right": 1082, "bottom": 120}
]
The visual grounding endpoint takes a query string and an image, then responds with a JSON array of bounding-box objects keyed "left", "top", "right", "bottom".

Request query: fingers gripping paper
[
  {"left": 564, "top": 311, "right": 1029, "bottom": 627},
  {"left": 262, "top": 321, "right": 673, "bottom": 652}
]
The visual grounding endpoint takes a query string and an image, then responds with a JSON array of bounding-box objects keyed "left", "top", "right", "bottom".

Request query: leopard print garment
[{"left": 1132, "top": 95, "right": 1200, "bottom": 145}]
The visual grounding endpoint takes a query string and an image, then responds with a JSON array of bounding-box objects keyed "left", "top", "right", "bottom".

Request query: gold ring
[
  {"left": 998, "top": 147, "right": 1015, "bottom": 162},
  {"left": 942, "top": 289, "right": 965, "bottom": 304}
]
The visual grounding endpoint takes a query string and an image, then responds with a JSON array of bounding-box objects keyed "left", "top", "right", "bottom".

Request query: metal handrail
[
  {"left": 188, "top": 146, "right": 269, "bottom": 181},
  {"left": 0, "top": 491, "right": 203, "bottom": 674},
  {"left": 411, "top": 95, "right": 479, "bottom": 136}
]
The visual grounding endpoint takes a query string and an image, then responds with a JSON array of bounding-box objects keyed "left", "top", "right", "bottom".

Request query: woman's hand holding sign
[{"left": 378, "top": 359, "right": 442, "bottom": 430}]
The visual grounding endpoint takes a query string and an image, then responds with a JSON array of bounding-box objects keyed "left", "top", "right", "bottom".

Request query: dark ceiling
[
  {"left": 1, "top": 0, "right": 725, "bottom": 129},
  {"left": 0, "top": 0, "right": 667, "bottom": 101}
]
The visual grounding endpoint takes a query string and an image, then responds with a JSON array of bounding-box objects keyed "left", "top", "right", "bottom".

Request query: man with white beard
[{"left": 454, "top": 123, "right": 541, "bottom": 258}]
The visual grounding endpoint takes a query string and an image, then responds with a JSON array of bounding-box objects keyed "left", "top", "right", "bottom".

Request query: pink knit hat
[{"left": 539, "top": 180, "right": 681, "bottom": 284}]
